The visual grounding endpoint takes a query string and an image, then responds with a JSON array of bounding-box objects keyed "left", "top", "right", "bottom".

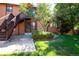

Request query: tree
[
  {"left": 53, "top": 3, "right": 79, "bottom": 34},
  {"left": 20, "top": 3, "right": 34, "bottom": 17},
  {"left": 36, "top": 3, "right": 52, "bottom": 31},
  {"left": 20, "top": 3, "right": 27, "bottom": 13},
  {"left": 20, "top": 3, "right": 53, "bottom": 31}
]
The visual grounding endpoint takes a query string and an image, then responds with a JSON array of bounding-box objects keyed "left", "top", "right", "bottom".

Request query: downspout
[
  {"left": 5, "top": 4, "right": 7, "bottom": 15},
  {"left": 24, "top": 19, "right": 26, "bottom": 33}
]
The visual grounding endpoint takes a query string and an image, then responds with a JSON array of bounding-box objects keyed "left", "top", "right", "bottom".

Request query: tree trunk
[
  {"left": 35, "top": 21, "right": 37, "bottom": 30},
  {"left": 44, "top": 26, "right": 47, "bottom": 31},
  {"left": 72, "top": 28, "right": 75, "bottom": 34}
]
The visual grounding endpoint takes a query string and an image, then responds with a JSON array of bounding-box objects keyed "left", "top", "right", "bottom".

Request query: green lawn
[
  {"left": 48, "top": 34, "right": 79, "bottom": 56},
  {"left": 0, "top": 31, "right": 79, "bottom": 56}
]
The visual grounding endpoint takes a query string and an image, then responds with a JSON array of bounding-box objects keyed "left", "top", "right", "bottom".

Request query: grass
[
  {"left": 0, "top": 31, "right": 79, "bottom": 56},
  {"left": 49, "top": 34, "right": 79, "bottom": 56}
]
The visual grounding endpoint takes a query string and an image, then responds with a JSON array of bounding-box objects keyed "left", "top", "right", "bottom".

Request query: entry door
[{"left": 25, "top": 20, "right": 31, "bottom": 33}]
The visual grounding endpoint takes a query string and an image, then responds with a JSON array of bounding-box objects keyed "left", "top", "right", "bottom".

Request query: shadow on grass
[{"left": 48, "top": 35, "right": 79, "bottom": 56}]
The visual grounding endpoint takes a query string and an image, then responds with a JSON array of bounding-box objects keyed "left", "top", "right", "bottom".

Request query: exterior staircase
[
  {"left": 0, "top": 13, "right": 15, "bottom": 41},
  {"left": 0, "top": 13, "right": 28, "bottom": 41}
]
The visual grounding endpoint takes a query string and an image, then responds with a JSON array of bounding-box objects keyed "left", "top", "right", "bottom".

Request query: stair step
[
  {"left": 0, "top": 34, "right": 6, "bottom": 38},
  {"left": 0, "top": 38, "right": 7, "bottom": 41},
  {"left": 0, "top": 34, "right": 6, "bottom": 36},
  {"left": 0, "top": 32, "right": 5, "bottom": 35}
]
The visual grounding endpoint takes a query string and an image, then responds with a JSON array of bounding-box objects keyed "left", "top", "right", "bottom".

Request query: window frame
[{"left": 6, "top": 4, "right": 13, "bottom": 12}]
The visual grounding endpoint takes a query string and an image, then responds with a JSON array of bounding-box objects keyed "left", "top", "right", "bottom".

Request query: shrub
[{"left": 32, "top": 31, "right": 54, "bottom": 39}]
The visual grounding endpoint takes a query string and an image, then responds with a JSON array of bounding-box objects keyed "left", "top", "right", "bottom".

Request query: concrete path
[{"left": 0, "top": 33, "right": 36, "bottom": 54}]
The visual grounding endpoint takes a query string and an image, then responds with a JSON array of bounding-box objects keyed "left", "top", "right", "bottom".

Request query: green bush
[{"left": 32, "top": 31, "right": 54, "bottom": 39}]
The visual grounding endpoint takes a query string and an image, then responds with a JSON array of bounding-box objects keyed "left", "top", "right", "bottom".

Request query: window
[{"left": 6, "top": 5, "right": 13, "bottom": 12}]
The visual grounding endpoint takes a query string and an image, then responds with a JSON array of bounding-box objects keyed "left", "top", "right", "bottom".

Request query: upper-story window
[{"left": 6, "top": 4, "right": 13, "bottom": 12}]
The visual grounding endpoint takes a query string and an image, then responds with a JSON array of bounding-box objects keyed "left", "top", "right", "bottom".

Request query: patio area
[{"left": 0, "top": 33, "right": 36, "bottom": 54}]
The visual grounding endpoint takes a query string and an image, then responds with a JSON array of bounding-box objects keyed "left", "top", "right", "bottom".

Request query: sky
[
  {"left": 0, "top": 0, "right": 57, "bottom": 3},
  {"left": 1, "top": 0, "right": 79, "bottom": 3}
]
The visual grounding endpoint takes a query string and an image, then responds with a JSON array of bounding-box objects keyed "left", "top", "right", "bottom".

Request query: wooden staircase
[
  {"left": 0, "top": 13, "right": 15, "bottom": 41},
  {"left": 0, "top": 13, "right": 29, "bottom": 41}
]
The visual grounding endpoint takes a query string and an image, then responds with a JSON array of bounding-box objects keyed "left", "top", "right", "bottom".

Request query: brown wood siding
[
  {"left": 12, "top": 5, "right": 19, "bottom": 16},
  {"left": 18, "top": 21, "right": 25, "bottom": 34},
  {"left": 0, "top": 4, "right": 19, "bottom": 18},
  {"left": 0, "top": 4, "right": 6, "bottom": 17},
  {"left": 12, "top": 21, "right": 25, "bottom": 36}
]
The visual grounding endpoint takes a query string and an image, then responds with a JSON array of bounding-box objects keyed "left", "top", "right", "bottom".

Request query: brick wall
[
  {"left": 36, "top": 21, "right": 44, "bottom": 31},
  {"left": 48, "top": 26, "right": 60, "bottom": 33}
]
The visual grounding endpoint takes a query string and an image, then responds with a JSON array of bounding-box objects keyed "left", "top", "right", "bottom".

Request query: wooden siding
[
  {"left": 0, "top": 4, "right": 6, "bottom": 17},
  {"left": 18, "top": 21, "right": 25, "bottom": 34},
  {"left": 12, "top": 19, "right": 32, "bottom": 36},
  {"left": 12, "top": 5, "right": 19, "bottom": 16},
  {"left": 0, "top": 3, "right": 19, "bottom": 18},
  {"left": 12, "top": 21, "right": 25, "bottom": 36}
]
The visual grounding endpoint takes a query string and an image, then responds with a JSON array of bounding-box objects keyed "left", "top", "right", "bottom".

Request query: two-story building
[{"left": 0, "top": 3, "right": 20, "bottom": 17}]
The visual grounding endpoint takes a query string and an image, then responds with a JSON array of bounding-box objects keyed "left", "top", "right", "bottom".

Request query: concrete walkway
[{"left": 0, "top": 33, "right": 36, "bottom": 54}]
